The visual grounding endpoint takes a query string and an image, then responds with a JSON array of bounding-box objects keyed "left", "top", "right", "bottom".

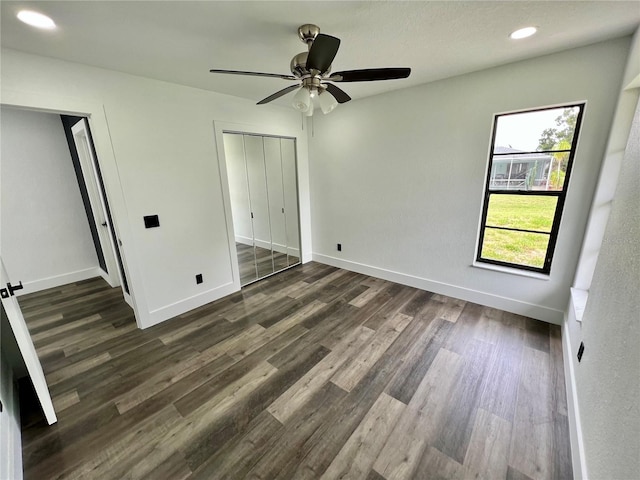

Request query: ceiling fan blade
[
  {"left": 209, "top": 69, "right": 297, "bottom": 80},
  {"left": 257, "top": 84, "right": 300, "bottom": 105},
  {"left": 306, "top": 34, "right": 341, "bottom": 73},
  {"left": 324, "top": 83, "right": 351, "bottom": 104},
  {"left": 328, "top": 68, "right": 411, "bottom": 82}
]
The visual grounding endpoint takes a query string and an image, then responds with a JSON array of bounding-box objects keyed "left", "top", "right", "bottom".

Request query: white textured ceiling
[{"left": 1, "top": 1, "right": 639, "bottom": 106}]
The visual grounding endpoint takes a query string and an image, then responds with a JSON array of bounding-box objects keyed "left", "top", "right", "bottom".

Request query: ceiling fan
[{"left": 209, "top": 24, "right": 411, "bottom": 115}]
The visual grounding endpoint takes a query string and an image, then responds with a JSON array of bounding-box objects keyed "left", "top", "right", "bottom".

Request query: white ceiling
[{"left": 2, "top": 1, "right": 639, "bottom": 106}]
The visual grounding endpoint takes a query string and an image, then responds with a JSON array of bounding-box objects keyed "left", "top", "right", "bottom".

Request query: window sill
[
  {"left": 471, "top": 261, "right": 551, "bottom": 280},
  {"left": 570, "top": 287, "right": 588, "bottom": 323}
]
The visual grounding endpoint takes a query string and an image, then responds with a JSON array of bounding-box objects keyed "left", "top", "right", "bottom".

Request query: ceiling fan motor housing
[{"left": 291, "top": 51, "right": 331, "bottom": 78}]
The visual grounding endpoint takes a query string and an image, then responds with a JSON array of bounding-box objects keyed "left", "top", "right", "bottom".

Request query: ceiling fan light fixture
[
  {"left": 17, "top": 10, "right": 56, "bottom": 29},
  {"left": 319, "top": 91, "right": 338, "bottom": 114},
  {"left": 305, "top": 99, "right": 315, "bottom": 117},
  {"left": 292, "top": 87, "right": 311, "bottom": 112},
  {"left": 510, "top": 26, "right": 537, "bottom": 40}
]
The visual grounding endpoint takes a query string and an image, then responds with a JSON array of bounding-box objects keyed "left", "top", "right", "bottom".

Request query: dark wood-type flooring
[
  {"left": 18, "top": 262, "right": 571, "bottom": 479},
  {"left": 236, "top": 243, "right": 299, "bottom": 286}
]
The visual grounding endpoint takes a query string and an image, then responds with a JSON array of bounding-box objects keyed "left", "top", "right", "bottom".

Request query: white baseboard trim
[
  {"left": 235, "top": 236, "right": 301, "bottom": 257},
  {"left": 563, "top": 312, "right": 588, "bottom": 479},
  {"left": 142, "top": 281, "right": 238, "bottom": 329},
  {"left": 235, "top": 235, "right": 253, "bottom": 247},
  {"left": 16, "top": 267, "right": 101, "bottom": 296},
  {"left": 312, "top": 253, "right": 564, "bottom": 324}
]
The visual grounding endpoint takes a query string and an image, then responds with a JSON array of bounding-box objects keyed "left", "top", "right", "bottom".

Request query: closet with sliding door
[{"left": 223, "top": 133, "right": 301, "bottom": 286}]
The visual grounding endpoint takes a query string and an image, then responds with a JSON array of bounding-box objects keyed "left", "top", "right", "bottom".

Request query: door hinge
[{"left": 251, "top": 212, "right": 254, "bottom": 219}]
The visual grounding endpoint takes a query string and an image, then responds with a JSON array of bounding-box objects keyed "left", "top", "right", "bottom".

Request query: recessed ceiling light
[
  {"left": 17, "top": 10, "right": 56, "bottom": 30},
  {"left": 510, "top": 26, "right": 537, "bottom": 40}
]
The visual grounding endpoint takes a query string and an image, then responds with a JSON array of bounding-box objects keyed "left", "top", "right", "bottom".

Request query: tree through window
[{"left": 477, "top": 104, "right": 585, "bottom": 273}]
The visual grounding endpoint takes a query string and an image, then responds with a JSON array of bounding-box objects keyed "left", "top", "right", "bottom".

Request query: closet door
[
  {"left": 223, "top": 133, "right": 257, "bottom": 285},
  {"left": 263, "top": 137, "right": 288, "bottom": 273},
  {"left": 281, "top": 138, "right": 301, "bottom": 265},
  {"left": 243, "top": 135, "right": 275, "bottom": 279}
]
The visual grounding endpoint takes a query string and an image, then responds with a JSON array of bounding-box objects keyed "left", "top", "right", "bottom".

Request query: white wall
[
  {"left": 572, "top": 96, "right": 639, "bottom": 480},
  {"left": 1, "top": 107, "right": 99, "bottom": 292},
  {"left": 562, "top": 29, "right": 640, "bottom": 479},
  {"left": 309, "top": 37, "right": 631, "bottom": 324},
  {"left": 1, "top": 48, "right": 311, "bottom": 328}
]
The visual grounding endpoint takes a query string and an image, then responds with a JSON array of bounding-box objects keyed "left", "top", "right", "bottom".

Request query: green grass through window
[{"left": 481, "top": 195, "right": 557, "bottom": 268}]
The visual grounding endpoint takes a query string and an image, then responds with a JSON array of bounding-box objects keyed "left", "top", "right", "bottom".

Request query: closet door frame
[{"left": 213, "top": 121, "right": 305, "bottom": 291}]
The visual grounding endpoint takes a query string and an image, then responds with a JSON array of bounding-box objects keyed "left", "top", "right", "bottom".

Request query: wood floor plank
[
  {"left": 31, "top": 313, "right": 103, "bottom": 344},
  {"left": 62, "top": 321, "right": 138, "bottom": 356},
  {"left": 114, "top": 348, "right": 230, "bottom": 414},
  {"left": 508, "top": 346, "right": 554, "bottom": 480},
  {"left": 284, "top": 311, "right": 436, "bottom": 479},
  {"left": 51, "top": 389, "right": 80, "bottom": 413},
  {"left": 188, "top": 411, "right": 283, "bottom": 480},
  {"left": 463, "top": 407, "right": 512, "bottom": 480},
  {"left": 415, "top": 446, "right": 466, "bottom": 480},
  {"left": 140, "top": 451, "right": 192, "bottom": 480},
  {"left": 549, "top": 325, "right": 568, "bottom": 416},
  {"left": 267, "top": 325, "right": 375, "bottom": 424},
  {"left": 399, "top": 290, "right": 433, "bottom": 317},
  {"left": 174, "top": 324, "right": 307, "bottom": 417},
  {"left": 320, "top": 392, "right": 406, "bottom": 480},
  {"left": 524, "top": 317, "right": 550, "bottom": 353},
  {"left": 225, "top": 300, "right": 323, "bottom": 360},
  {"left": 552, "top": 412, "right": 573, "bottom": 480},
  {"left": 290, "top": 268, "right": 353, "bottom": 299},
  {"left": 244, "top": 382, "right": 348, "bottom": 479},
  {"left": 506, "top": 465, "right": 536, "bottom": 480},
  {"left": 478, "top": 322, "right": 525, "bottom": 422},
  {"left": 433, "top": 339, "right": 495, "bottom": 464},
  {"left": 318, "top": 288, "right": 390, "bottom": 350},
  {"left": 185, "top": 341, "right": 331, "bottom": 476},
  {"left": 46, "top": 351, "right": 112, "bottom": 386},
  {"left": 362, "top": 284, "right": 418, "bottom": 331},
  {"left": 331, "top": 311, "right": 412, "bottom": 392},
  {"left": 349, "top": 278, "right": 392, "bottom": 308},
  {"left": 385, "top": 314, "right": 453, "bottom": 404},
  {"left": 56, "top": 404, "right": 183, "bottom": 480},
  {"left": 24, "top": 313, "right": 64, "bottom": 331},
  {"left": 373, "top": 348, "right": 464, "bottom": 480},
  {"left": 433, "top": 293, "right": 467, "bottom": 323},
  {"left": 142, "top": 361, "right": 278, "bottom": 473},
  {"left": 443, "top": 301, "right": 485, "bottom": 355},
  {"left": 17, "top": 264, "right": 573, "bottom": 480}
]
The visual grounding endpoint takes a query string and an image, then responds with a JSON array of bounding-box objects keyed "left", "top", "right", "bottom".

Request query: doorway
[
  {"left": 223, "top": 132, "right": 301, "bottom": 286},
  {"left": 0, "top": 106, "right": 132, "bottom": 307},
  {"left": 64, "top": 116, "right": 131, "bottom": 305}
]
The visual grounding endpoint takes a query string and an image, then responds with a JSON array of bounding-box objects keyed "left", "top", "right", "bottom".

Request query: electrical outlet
[
  {"left": 577, "top": 341, "right": 584, "bottom": 362},
  {"left": 196, "top": 274, "right": 203, "bottom": 284},
  {"left": 337, "top": 243, "right": 342, "bottom": 252}
]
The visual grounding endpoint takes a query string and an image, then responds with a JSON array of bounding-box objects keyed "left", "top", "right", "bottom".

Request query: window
[{"left": 477, "top": 103, "right": 585, "bottom": 274}]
